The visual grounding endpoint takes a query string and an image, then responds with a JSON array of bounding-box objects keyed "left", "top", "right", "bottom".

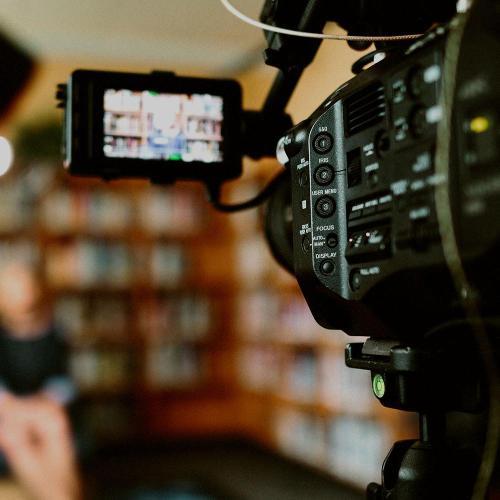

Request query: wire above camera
[{"left": 219, "top": 0, "right": 425, "bottom": 42}]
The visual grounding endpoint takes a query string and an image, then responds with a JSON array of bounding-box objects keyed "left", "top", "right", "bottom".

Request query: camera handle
[{"left": 345, "top": 333, "right": 487, "bottom": 499}]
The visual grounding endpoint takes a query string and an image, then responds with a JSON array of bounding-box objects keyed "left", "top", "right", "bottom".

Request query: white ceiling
[{"left": 0, "top": 0, "right": 266, "bottom": 76}]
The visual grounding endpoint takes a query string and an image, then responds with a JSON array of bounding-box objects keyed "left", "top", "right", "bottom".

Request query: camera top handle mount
[{"left": 236, "top": 0, "right": 458, "bottom": 181}]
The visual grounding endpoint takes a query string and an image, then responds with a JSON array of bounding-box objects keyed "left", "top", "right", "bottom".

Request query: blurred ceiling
[{"left": 0, "top": 0, "right": 265, "bottom": 75}]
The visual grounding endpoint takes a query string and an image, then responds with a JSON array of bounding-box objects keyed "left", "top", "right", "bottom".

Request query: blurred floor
[{"left": 84, "top": 440, "right": 364, "bottom": 500}]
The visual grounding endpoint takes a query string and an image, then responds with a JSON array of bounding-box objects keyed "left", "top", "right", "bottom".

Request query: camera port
[
  {"left": 302, "top": 235, "right": 311, "bottom": 253},
  {"left": 375, "top": 130, "right": 390, "bottom": 158}
]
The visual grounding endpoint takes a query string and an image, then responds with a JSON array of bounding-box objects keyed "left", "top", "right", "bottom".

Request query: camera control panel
[{"left": 281, "top": 33, "right": 450, "bottom": 335}]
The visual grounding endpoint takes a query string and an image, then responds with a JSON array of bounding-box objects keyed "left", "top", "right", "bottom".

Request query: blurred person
[
  {"left": 0, "top": 260, "right": 76, "bottom": 405},
  {"left": 0, "top": 260, "right": 81, "bottom": 492}
]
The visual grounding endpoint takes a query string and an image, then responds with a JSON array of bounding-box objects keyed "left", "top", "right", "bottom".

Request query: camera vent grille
[{"left": 344, "top": 83, "right": 386, "bottom": 136}]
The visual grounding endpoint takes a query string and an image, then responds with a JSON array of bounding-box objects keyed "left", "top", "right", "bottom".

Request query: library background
[{"left": 0, "top": 2, "right": 417, "bottom": 499}]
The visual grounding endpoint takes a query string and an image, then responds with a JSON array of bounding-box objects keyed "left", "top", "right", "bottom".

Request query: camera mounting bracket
[{"left": 346, "top": 330, "right": 490, "bottom": 498}]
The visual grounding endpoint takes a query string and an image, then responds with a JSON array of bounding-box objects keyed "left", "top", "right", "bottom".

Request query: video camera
[
  {"left": 57, "top": 0, "right": 500, "bottom": 497},
  {"left": 58, "top": 0, "right": 500, "bottom": 340}
]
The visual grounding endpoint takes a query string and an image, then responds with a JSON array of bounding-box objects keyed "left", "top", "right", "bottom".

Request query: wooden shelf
[{"left": 78, "top": 387, "right": 134, "bottom": 398}]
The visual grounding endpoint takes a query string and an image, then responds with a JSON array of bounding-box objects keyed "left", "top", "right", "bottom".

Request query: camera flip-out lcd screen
[
  {"left": 62, "top": 70, "right": 241, "bottom": 182},
  {"left": 103, "top": 89, "right": 224, "bottom": 163}
]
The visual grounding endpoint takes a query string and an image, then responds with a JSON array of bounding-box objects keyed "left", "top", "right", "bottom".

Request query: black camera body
[
  {"left": 61, "top": 70, "right": 242, "bottom": 184},
  {"left": 281, "top": 20, "right": 500, "bottom": 339}
]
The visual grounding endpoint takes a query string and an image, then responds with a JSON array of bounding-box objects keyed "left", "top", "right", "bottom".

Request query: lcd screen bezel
[{"left": 68, "top": 70, "right": 242, "bottom": 182}]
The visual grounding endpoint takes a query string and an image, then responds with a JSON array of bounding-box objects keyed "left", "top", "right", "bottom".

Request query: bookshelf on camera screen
[{"left": 103, "top": 89, "right": 224, "bottom": 163}]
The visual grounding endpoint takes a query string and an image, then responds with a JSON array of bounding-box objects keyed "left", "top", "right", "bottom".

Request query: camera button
[
  {"left": 315, "top": 196, "right": 336, "bottom": 218},
  {"left": 313, "top": 133, "right": 333, "bottom": 154},
  {"left": 314, "top": 164, "right": 334, "bottom": 185},
  {"left": 327, "top": 233, "right": 338, "bottom": 249},
  {"left": 320, "top": 259, "right": 335, "bottom": 276}
]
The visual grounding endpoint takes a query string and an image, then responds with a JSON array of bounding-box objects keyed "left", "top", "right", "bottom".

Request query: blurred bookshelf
[
  {"left": 1, "top": 154, "right": 417, "bottom": 490},
  {"left": 0, "top": 159, "right": 239, "bottom": 445}
]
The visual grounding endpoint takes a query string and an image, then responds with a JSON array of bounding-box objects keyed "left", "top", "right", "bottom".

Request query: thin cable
[
  {"left": 206, "top": 173, "right": 283, "bottom": 213},
  {"left": 220, "top": 0, "right": 423, "bottom": 42},
  {"left": 434, "top": 5, "right": 500, "bottom": 499}
]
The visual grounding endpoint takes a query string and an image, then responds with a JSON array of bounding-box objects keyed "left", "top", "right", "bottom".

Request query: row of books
[
  {"left": 144, "top": 344, "right": 205, "bottom": 388},
  {"left": 237, "top": 290, "right": 358, "bottom": 348},
  {"left": 274, "top": 408, "right": 391, "bottom": 488},
  {"left": 70, "top": 344, "right": 207, "bottom": 391},
  {"left": 238, "top": 346, "right": 282, "bottom": 393},
  {"left": 234, "top": 236, "right": 277, "bottom": 287},
  {"left": 70, "top": 349, "right": 133, "bottom": 391},
  {"left": 39, "top": 186, "right": 204, "bottom": 236},
  {"left": 45, "top": 241, "right": 187, "bottom": 288},
  {"left": 1, "top": 239, "right": 191, "bottom": 290},
  {"left": 238, "top": 346, "right": 374, "bottom": 414},
  {"left": 0, "top": 163, "right": 207, "bottom": 236},
  {"left": 0, "top": 164, "right": 56, "bottom": 233},
  {"left": 104, "top": 90, "right": 222, "bottom": 120},
  {"left": 104, "top": 112, "right": 222, "bottom": 140},
  {"left": 46, "top": 241, "right": 133, "bottom": 288},
  {"left": 55, "top": 293, "right": 215, "bottom": 345},
  {"left": 0, "top": 182, "right": 32, "bottom": 232},
  {"left": 0, "top": 239, "right": 39, "bottom": 266},
  {"left": 55, "top": 295, "right": 130, "bottom": 341},
  {"left": 137, "top": 295, "right": 214, "bottom": 343},
  {"left": 41, "top": 189, "right": 134, "bottom": 235}
]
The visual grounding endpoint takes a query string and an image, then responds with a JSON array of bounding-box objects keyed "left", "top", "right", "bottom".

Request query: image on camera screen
[{"left": 103, "top": 89, "right": 224, "bottom": 163}]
